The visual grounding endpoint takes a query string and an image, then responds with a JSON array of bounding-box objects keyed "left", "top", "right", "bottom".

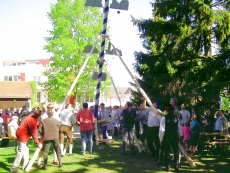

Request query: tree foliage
[
  {"left": 132, "top": 0, "right": 230, "bottom": 113},
  {"left": 42, "top": 0, "right": 110, "bottom": 103}
]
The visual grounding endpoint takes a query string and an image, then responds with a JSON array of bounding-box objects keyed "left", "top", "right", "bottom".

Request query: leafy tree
[
  {"left": 42, "top": 0, "right": 110, "bottom": 103},
  {"left": 132, "top": 0, "right": 230, "bottom": 113}
]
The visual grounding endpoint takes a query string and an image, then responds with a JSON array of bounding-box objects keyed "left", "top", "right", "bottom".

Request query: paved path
[{"left": 73, "top": 125, "right": 81, "bottom": 139}]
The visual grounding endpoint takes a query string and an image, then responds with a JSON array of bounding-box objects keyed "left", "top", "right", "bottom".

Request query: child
[
  {"left": 113, "top": 116, "right": 119, "bottom": 137},
  {"left": 189, "top": 114, "right": 203, "bottom": 155},
  {"left": 182, "top": 122, "right": 191, "bottom": 152}
]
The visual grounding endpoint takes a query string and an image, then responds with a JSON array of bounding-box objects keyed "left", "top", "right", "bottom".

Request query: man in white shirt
[
  {"left": 143, "top": 100, "right": 162, "bottom": 159},
  {"left": 179, "top": 104, "right": 191, "bottom": 125},
  {"left": 59, "top": 104, "right": 76, "bottom": 156}
]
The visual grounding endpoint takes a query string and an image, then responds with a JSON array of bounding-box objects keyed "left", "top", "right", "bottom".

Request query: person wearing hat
[
  {"left": 143, "top": 99, "right": 162, "bottom": 160},
  {"left": 8, "top": 115, "right": 19, "bottom": 139},
  {"left": 7, "top": 115, "right": 19, "bottom": 151}
]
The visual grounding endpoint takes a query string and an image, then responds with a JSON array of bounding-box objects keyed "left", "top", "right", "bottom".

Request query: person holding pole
[
  {"left": 135, "top": 103, "right": 149, "bottom": 153},
  {"left": 143, "top": 99, "right": 162, "bottom": 160},
  {"left": 159, "top": 104, "right": 181, "bottom": 172},
  {"left": 37, "top": 105, "right": 61, "bottom": 168},
  {"left": 121, "top": 101, "right": 136, "bottom": 155},
  {"left": 10, "top": 110, "right": 42, "bottom": 173},
  {"left": 59, "top": 103, "right": 76, "bottom": 156},
  {"left": 38, "top": 103, "right": 62, "bottom": 170}
]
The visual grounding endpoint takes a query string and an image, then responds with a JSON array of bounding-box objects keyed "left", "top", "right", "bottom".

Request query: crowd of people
[{"left": 0, "top": 98, "right": 229, "bottom": 173}]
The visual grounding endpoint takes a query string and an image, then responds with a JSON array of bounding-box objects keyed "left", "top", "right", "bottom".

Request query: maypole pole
[{"left": 93, "top": 0, "right": 110, "bottom": 118}]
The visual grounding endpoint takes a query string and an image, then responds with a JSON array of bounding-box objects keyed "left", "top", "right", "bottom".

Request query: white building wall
[{"left": 0, "top": 60, "right": 49, "bottom": 104}]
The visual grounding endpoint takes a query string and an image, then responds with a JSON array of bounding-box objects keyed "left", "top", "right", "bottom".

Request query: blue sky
[{"left": 0, "top": 0, "right": 153, "bottom": 86}]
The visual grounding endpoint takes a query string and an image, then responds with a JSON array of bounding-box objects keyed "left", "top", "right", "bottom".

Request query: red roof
[{"left": 0, "top": 81, "right": 33, "bottom": 98}]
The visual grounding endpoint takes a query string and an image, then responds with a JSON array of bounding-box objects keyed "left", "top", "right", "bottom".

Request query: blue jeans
[
  {"left": 80, "top": 130, "right": 93, "bottom": 154},
  {"left": 102, "top": 126, "right": 108, "bottom": 139}
]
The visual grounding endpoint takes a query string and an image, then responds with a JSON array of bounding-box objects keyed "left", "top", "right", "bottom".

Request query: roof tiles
[{"left": 0, "top": 81, "right": 33, "bottom": 98}]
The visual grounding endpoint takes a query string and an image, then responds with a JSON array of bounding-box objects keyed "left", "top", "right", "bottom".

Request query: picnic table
[{"left": 199, "top": 132, "right": 230, "bottom": 157}]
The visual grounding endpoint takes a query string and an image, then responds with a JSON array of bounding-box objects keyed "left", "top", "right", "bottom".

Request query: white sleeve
[
  {"left": 159, "top": 116, "right": 165, "bottom": 142},
  {"left": 71, "top": 113, "right": 76, "bottom": 124},
  {"left": 105, "top": 109, "right": 110, "bottom": 119},
  {"left": 144, "top": 106, "right": 151, "bottom": 113}
]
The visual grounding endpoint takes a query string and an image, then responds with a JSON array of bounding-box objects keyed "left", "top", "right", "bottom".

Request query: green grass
[{"left": 0, "top": 137, "right": 230, "bottom": 173}]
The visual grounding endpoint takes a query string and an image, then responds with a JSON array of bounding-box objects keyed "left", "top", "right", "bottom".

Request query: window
[
  {"left": 4, "top": 76, "right": 20, "bottom": 81},
  {"left": 37, "top": 76, "right": 41, "bottom": 82},
  {"left": 33, "top": 76, "right": 41, "bottom": 83},
  {"left": 9, "top": 76, "right": 12, "bottom": 81},
  {"left": 4, "top": 76, "right": 9, "bottom": 81},
  {"left": 13, "top": 76, "right": 20, "bottom": 81},
  {"left": 37, "top": 92, "right": 41, "bottom": 102},
  {"left": 86, "top": 97, "right": 90, "bottom": 102}
]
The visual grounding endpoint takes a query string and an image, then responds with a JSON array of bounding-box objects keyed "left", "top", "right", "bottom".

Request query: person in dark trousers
[
  {"left": 159, "top": 104, "right": 181, "bottom": 172},
  {"left": 38, "top": 103, "right": 62, "bottom": 170},
  {"left": 121, "top": 102, "right": 136, "bottom": 155},
  {"left": 143, "top": 99, "right": 162, "bottom": 160},
  {"left": 135, "top": 103, "right": 149, "bottom": 153}
]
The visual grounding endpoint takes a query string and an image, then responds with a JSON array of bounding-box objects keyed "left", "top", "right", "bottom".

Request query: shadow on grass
[{"left": 1, "top": 135, "right": 230, "bottom": 173}]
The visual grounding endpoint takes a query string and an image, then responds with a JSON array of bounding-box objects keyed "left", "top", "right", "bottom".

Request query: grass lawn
[{"left": 0, "top": 136, "right": 229, "bottom": 173}]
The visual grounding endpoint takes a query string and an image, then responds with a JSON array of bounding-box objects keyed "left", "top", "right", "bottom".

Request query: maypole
[{"left": 93, "top": 0, "right": 110, "bottom": 118}]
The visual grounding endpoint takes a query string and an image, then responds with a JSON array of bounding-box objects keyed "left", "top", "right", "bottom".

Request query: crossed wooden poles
[{"left": 24, "top": 34, "right": 195, "bottom": 171}]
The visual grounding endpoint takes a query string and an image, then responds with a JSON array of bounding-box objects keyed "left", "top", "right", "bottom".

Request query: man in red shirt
[
  {"left": 10, "top": 110, "right": 42, "bottom": 173},
  {"left": 77, "top": 103, "right": 95, "bottom": 155}
]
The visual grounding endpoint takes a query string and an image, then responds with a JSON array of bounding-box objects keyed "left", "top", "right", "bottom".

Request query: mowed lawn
[{"left": 0, "top": 136, "right": 229, "bottom": 173}]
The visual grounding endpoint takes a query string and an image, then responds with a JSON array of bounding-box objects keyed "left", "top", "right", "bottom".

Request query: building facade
[
  {"left": 0, "top": 59, "right": 131, "bottom": 109},
  {"left": 0, "top": 59, "right": 49, "bottom": 108}
]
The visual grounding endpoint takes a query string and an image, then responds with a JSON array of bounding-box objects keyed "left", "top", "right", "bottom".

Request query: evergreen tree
[{"left": 132, "top": 0, "right": 230, "bottom": 112}]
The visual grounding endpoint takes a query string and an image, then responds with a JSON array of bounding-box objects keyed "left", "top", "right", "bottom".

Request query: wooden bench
[
  {"left": 1, "top": 137, "right": 16, "bottom": 140},
  {"left": 201, "top": 141, "right": 230, "bottom": 157},
  {"left": 0, "top": 137, "right": 17, "bottom": 148}
]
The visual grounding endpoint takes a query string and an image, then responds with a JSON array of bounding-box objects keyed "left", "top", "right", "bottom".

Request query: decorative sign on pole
[
  {"left": 110, "top": 0, "right": 129, "bottom": 10},
  {"left": 85, "top": 0, "right": 129, "bottom": 120},
  {"left": 85, "top": 0, "right": 102, "bottom": 7},
  {"left": 105, "top": 42, "right": 122, "bottom": 56},
  {"left": 85, "top": 0, "right": 129, "bottom": 10}
]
